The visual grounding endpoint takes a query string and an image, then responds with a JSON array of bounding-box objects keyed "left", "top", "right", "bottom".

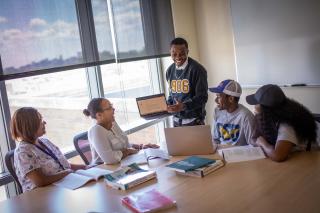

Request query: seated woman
[
  {"left": 11, "top": 107, "right": 88, "bottom": 192},
  {"left": 246, "top": 84, "right": 318, "bottom": 162},
  {"left": 83, "top": 98, "right": 159, "bottom": 165}
]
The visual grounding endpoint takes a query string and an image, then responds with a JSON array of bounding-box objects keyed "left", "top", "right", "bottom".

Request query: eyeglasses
[
  {"left": 38, "top": 116, "right": 46, "bottom": 124},
  {"left": 102, "top": 104, "right": 114, "bottom": 112}
]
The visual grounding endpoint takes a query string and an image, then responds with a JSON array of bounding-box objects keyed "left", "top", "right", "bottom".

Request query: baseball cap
[
  {"left": 208, "top": 79, "right": 242, "bottom": 97},
  {"left": 246, "top": 84, "right": 286, "bottom": 107}
]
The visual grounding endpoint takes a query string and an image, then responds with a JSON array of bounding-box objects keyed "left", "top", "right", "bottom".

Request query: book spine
[
  {"left": 167, "top": 167, "right": 187, "bottom": 173},
  {"left": 176, "top": 162, "right": 224, "bottom": 178},
  {"left": 105, "top": 180, "right": 125, "bottom": 190},
  {"left": 126, "top": 173, "right": 157, "bottom": 189},
  {"left": 202, "top": 163, "right": 224, "bottom": 176},
  {"left": 176, "top": 171, "right": 202, "bottom": 178}
]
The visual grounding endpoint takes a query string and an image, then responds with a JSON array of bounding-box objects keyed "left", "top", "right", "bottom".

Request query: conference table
[{"left": 0, "top": 151, "right": 319, "bottom": 213}]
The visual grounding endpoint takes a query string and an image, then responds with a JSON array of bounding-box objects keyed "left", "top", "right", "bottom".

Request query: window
[
  {"left": 127, "top": 123, "right": 166, "bottom": 147},
  {"left": 101, "top": 59, "right": 164, "bottom": 146},
  {"left": 91, "top": 0, "right": 114, "bottom": 61},
  {"left": 0, "top": 0, "right": 83, "bottom": 75},
  {"left": 111, "top": 0, "right": 146, "bottom": 59},
  {"left": 101, "top": 59, "right": 160, "bottom": 125},
  {"left": 5, "top": 69, "right": 91, "bottom": 151}
]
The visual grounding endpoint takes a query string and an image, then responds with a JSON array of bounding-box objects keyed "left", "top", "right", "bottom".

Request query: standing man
[{"left": 166, "top": 37, "right": 208, "bottom": 127}]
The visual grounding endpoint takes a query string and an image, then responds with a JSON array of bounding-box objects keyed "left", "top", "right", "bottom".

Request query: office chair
[
  {"left": 5, "top": 150, "right": 23, "bottom": 194},
  {"left": 313, "top": 113, "right": 320, "bottom": 123},
  {"left": 73, "top": 131, "right": 92, "bottom": 165}
]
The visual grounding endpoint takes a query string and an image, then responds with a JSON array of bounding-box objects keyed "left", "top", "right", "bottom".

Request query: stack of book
[
  {"left": 104, "top": 163, "right": 157, "bottom": 190},
  {"left": 166, "top": 156, "right": 224, "bottom": 178}
]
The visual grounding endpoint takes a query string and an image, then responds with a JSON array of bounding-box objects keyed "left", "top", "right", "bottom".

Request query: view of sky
[{"left": 0, "top": 0, "right": 145, "bottom": 70}]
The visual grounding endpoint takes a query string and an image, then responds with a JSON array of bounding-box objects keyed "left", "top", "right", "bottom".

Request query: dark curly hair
[
  {"left": 255, "top": 98, "right": 317, "bottom": 146},
  {"left": 83, "top": 98, "right": 105, "bottom": 119},
  {"left": 170, "top": 37, "right": 188, "bottom": 49}
]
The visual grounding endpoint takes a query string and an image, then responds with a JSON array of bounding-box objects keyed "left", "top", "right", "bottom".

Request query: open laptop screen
[{"left": 136, "top": 94, "right": 168, "bottom": 116}]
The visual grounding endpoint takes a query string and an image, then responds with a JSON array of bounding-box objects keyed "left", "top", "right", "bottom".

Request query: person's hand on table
[
  {"left": 256, "top": 136, "right": 267, "bottom": 147},
  {"left": 85, "top": 164, "right": 98, "bottom": 170},
  {"left": 143, "top": 143, "right": 160, "bottom": 149},
  {"left": 122, "top": 148, "right": 139, "bottom": 159}
]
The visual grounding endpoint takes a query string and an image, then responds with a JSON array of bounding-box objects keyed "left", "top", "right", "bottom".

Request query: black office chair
[
  {"left": 313, "top": 113, "right": 320, "bottom": 123},
  {"left": 73, "top": 131, "right": 92, "bottom": 165},
  {"left": 5, "top": 150, "right": 23, "bottom": 194}
]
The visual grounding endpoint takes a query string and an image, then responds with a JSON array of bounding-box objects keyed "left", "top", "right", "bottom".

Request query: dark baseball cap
[{"left": 246, "top": 84, "right": 286, "bottom": 107}]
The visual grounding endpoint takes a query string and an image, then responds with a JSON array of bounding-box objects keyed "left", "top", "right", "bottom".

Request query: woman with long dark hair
[{"left": 246, "top": 84, "right": 318, "bottom": 162}]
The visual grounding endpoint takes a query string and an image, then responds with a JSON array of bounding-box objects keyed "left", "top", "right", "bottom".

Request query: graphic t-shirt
[{"left": 212, "top": 104, "right": 256, "bottom": 146}]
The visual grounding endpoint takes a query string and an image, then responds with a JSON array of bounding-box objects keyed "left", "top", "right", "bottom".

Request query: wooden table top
[{"left": 1, "top": 152, "right": 320, "bottom": 213}]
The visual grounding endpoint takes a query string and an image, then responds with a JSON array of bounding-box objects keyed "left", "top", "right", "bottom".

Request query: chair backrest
[
  {"left": 73, "top": 131, "right": 92, "bottom": 165},
  {"left": 314, "top": 113, "right": 320, "bottom": 123},
  {"left": 5, "top": 150, "right": 23, "bottom": 194}
]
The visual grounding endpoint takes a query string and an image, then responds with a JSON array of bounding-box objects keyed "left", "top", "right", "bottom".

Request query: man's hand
[{"left": 167, "top": 99, "right": 185, "bottom": 113}]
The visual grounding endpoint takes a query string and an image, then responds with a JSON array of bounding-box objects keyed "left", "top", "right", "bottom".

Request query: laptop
[
  {"left": 136, "top": 93, "right": 170, "bottom": 119},
  {"left": 164, "top": 125, "right": 216, "bottom": 156}
]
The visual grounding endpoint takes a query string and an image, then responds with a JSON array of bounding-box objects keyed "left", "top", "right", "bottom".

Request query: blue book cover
[{"left": 166, "top": 156, "right": 215, "bottom": 172}]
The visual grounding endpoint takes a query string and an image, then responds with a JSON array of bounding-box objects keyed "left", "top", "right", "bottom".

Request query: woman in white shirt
[
  {"left": 246, "top": 84, "right": 318, "bottom": 162},
  {"left": 83, "top": 98, "right": 159, "bottom": 164}
]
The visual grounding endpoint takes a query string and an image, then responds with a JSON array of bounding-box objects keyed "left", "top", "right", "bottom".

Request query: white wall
[
  {"left": 171, "top": 0, "right": 200, "bottom": 61},
  {"left": 171, "top": 0, "right": 320, "bottom": 124}
]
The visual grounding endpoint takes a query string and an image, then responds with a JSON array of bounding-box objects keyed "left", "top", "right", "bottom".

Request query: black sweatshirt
[{"left": 166, "top": 57, "right": 208, "bottom": 120}]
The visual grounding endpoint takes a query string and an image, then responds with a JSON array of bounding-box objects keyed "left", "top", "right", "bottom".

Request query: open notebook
[
  {"left": 121, "top": 148, "right": 170, "bottom": 167},
  {"left": 218, "top": 145, "right": 266, "bottom": 163},
  {"left": 53, "top": 167, "right": 112, "bottom": 190}
]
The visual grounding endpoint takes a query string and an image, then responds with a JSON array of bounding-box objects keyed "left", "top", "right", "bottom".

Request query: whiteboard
[{"left": 231, "top": 0, "right": 320, "bottom": 86}]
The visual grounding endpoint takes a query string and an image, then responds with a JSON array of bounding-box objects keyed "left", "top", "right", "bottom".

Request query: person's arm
[
  {"left": 26, "top": 168, "right": 72, "bottom": 187},
  {"left": 121, "top": 148, "right": 139, "bottom": 159},
  {"left": 167, "top": 99, "right": 185, "bottom": 113},
  {"left": 183, "top": 66, "right": 208, "bottom": 111},
  {"left": 212, "top": 108, "right": 221, "bottom": 143},
  {"left": 256, "top": 136, "right": 294, "bottom": 162},
  {"left": 166, "top": 66, "right": 174, "bottom": 105},
  {"left": 243, "top": 114, "right": 258, "bottom": 146},
  {"left": 90, "top": 126, "right": 126, "bottom": 164},
  {"left": 48, "top": 141, "right": 88, "bottom": 170},
  {"left": 70, "top": 164, "right": 87, "bottom": 170}
]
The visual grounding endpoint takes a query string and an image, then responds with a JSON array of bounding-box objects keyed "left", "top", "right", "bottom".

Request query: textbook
[
  {"left": 121, "top": 148, "right": 170, "bottom": 167},
  {"left": 104, "top": 163, "right": 157, "bottom": 190},
  {"left": 53, "top": 167, "right": 112, "bottom": 190},
  {"left": 122, "top": 189, "right": 176, "bottom": 213},
  {"left": 218, "top": 145, "right": 266, "bottom": 163},
  {"left": 166, "top": 156, "right": 215, "bottom": 173},
  {"left": 176, "top": 159, "right": 224, "bottom": 178}
]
